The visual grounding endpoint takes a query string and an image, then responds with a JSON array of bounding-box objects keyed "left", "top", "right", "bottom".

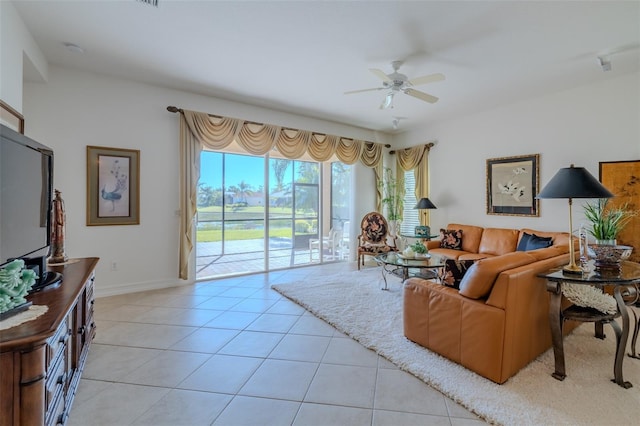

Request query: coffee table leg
[
  {"left": 380, "top": 264, "right": 389, "bottom": 290},
  {"left": 547, "top": 281, "right": 566, "bottom": 381}
]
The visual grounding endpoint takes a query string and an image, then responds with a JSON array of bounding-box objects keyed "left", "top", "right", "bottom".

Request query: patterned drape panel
[
  {"left": 395, "top": 144, "right": 432, "bottom": 225},
  {"left": 179, "top": 116, "right": 203, "bottom": 280},
  {"left": 178, "top": 109, "right": 384, "bottom": 279}
]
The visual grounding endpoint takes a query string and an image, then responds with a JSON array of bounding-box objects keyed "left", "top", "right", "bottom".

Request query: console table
[
  {"left": 0, "top": 257, "right": 99, "bottom": 425},
  {"left": 538, "top": 260, "right": 640, "bottom": 389}
]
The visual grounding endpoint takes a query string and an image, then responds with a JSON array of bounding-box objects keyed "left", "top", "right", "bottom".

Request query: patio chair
[
  {"left": 357, "top": 212, "right": 398, "bottom": 270},
  {"left": 309, "top": 227, "right": 343, "bottom": 261}
]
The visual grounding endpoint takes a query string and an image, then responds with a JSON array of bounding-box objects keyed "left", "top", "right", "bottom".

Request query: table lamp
[
  {"left": 536, "top": 164, "right": 613, "bottom": 274},
  {"left": 414, "top": 197, "right": 437, "bottom": 236}
]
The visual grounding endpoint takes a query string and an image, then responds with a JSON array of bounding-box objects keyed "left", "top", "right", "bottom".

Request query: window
[{"left": 400, "top": 170, "right": 419, "bottom": 235}]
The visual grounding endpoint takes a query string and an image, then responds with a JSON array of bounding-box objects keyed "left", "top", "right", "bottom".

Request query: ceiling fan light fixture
[{"left": 380, "top": 92, "right": 394, "bottom": 109}]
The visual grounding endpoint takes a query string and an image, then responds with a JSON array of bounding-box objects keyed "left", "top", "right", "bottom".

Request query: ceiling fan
[{"left": 345, "top": 60, "right": 445, "bottom": 109}]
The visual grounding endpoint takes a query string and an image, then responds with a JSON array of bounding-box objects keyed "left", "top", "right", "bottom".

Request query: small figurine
[{"left": 48, "top": 189, "right": 68, "bottom": 264}]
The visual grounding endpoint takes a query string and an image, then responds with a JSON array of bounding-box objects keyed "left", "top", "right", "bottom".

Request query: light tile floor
[{"left": 69, "top": 261, "right": 486, "bottom": 426}]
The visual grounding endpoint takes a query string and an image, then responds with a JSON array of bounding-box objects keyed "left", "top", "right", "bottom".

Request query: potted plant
[
  {"left": 583, "top": 199, "right": 636, "bottom": 245},
  {"left": 410, "top": 241, "right": 429, "bottom": 258},
  {"left": 583, "top": 198, "right": 637, "bottom": 269},
  {"left": 378, "top": 167, "right": 403, "bottom": 235}
]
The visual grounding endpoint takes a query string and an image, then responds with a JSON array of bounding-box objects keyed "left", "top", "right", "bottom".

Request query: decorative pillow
[
  {"left": 440, "top": 259, "right": 475, "bottom": 289},
  {"left": 440, "top": 229, "right": 463, "bottom": 250},
  {"left": 517, "top": 232, "right": 552, "bottom": 251}
]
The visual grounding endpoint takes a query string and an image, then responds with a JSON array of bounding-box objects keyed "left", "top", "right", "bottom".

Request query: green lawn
[
  {"left": 196, "top": 205, "right": 317, "bottom": 242},
  {"left": 197, "top": 227, "right": 294, "bottom": 242}
]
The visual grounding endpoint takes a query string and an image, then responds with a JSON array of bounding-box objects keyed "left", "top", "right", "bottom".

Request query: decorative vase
[
  {"left": 587, "top": 244, "right": 633, "bottom": 272},
  {"left": 595, "top": 239, "right": 617, "bottom": 246},
  {"left": 388, "top": 220, "right": 400, "bottom": 237}
]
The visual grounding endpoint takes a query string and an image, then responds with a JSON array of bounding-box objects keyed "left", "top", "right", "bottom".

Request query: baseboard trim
[{"left": 95, "top": 278, "right": 193, "bottom": 298}]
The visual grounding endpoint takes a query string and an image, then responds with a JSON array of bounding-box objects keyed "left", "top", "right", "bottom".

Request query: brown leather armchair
[{"left": 357, "top": 212, "right": 398, "bottom": 270}]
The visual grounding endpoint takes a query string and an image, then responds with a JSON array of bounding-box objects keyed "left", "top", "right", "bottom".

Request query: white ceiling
[{"left": 12, "top": 0, "right": 640, "bottom": 134}]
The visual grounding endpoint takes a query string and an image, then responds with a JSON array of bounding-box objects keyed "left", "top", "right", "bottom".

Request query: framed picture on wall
[
  {"left": 599, "top": 160, "right": 640, "bottom": 263},
  {"left": 0, "top": 100, "right": 25, "bottom": 134},
  {"left": 87, "top": 146, "right": 140, "bottom": 226},
  {"left": 486, "top": 153, "right": 540, "bottom": 216}
]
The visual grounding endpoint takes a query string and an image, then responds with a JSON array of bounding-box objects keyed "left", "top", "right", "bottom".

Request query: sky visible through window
[{"left": 200, "top": 151, "right": 282, "bottom": 192}]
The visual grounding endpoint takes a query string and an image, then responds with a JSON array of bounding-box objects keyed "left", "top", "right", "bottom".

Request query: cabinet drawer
[
  {"left": 45, "top": 390, "right": 65, "bottom": 426},
  {"left": 47, "top": 319, "right": 70, "bottom": 367},
  {"left": 45, "top": 349, "right": 67, "bottom": 409},
  {"left": 85, "top": 275, "right": 95, "bottom": 304}
]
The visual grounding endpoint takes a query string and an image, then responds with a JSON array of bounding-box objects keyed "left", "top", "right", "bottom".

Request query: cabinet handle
[
  {"left": 59, "top": 332, "right": 70, "bottom": 344},
  {"left": 90, "top": 299, "right": 95, "bottom": 305},
  {"left": 78, "top": 325, "right": 86, "bottom": 335},
  {"left": 57, "top": 411, "right": 69, "bottom": 425},
  {"left": 57, "top": 372, "right": 66, "bottom": 385}
]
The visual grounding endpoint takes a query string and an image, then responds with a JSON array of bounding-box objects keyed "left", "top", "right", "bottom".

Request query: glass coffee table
[{"left": 375, "top": 252, "right": 446, "bottom": 290}]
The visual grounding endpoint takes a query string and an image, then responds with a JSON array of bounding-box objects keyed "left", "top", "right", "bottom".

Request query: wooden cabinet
[{"left": 0, "top": 258, "right": 99, "bottom": 426}]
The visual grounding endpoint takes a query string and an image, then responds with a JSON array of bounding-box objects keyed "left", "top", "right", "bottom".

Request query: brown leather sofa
[{"left": 404, "top": 224, "right": 579, "bottom": 384}]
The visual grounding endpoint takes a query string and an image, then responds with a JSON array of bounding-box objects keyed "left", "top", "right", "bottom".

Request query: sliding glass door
[{"left": 196, "top": 149, "right": 349, "bottom": 279}]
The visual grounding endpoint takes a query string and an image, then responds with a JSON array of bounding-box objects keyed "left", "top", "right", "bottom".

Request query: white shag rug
[{"left": 272, "top": 268, "right": 640, "bottom": 426}]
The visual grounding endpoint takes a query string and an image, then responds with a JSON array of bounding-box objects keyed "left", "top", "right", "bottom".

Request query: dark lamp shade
[
  {"left": 536, "top": 165, "right": 614, "bottom": 199},
  {"left": 415, "top": 198, "right": 437, "bottom": 209}
]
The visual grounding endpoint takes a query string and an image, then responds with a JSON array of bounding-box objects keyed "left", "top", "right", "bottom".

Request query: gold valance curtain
[
  {"left": 394, "top": 143, "right": 432, "bottom": 226},
  {"left": 178, "top": 109, "right": 384, "bottom": 279}
]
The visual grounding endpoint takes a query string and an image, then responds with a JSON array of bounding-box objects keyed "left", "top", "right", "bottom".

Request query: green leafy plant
[
  {"left": 583, "top": 198, "right": 637, "bottom": 241},
  {"left": 378, "top": 167, "right": 403, "bottom": 221},
  {"left": 410, "top": 241, "right": 428, "bottom": 254}
]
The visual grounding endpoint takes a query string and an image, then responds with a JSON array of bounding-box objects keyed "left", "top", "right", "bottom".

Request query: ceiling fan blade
[
  {"left": 408, "top": 73, "right": 446, "bottom": 86},
  {"left": 344, "top": 87, "right": 384, "bottom": 95},
  {"left": 369, "top": 68, "right": 392, "bottom": 82},
  {"left": 404, "top": 88, "right": 439, "bottom": 103}
]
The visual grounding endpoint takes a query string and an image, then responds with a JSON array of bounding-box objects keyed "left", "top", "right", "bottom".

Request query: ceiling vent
[{"left": 136, "top": 0, "right": 158, "bottom": 7}]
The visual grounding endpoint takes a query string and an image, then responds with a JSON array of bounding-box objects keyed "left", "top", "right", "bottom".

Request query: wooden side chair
[{"left": 357, "top": 211, "right": 398, "bottom": 270}]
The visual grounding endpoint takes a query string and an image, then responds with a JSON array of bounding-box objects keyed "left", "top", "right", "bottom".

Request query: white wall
[
  {"left": 0, "top": 1, "right": 47, "bottom": 111},
  {"left": 22, "top": 66, "right": 380, "bottom": 296},
  {"left": 396, "top": 72, "right": 640, "bottom": 234}
]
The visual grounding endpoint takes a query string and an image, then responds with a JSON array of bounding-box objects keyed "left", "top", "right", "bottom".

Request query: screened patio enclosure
[{"left": 196, "top": 149, "right": 351, "bottom": 279}]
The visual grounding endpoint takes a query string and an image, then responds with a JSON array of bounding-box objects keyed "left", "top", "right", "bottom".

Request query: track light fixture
[{"left": 598, "top": 56, "right": 611, "bottom": 72}]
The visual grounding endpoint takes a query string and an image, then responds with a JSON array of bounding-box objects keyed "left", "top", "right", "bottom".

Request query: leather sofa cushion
[
  {"left": 458, "top": 253, "right": 493, "bottom": 261},
  {"left": 459, "top": 251, "right": 535, "bottom": 299},
  {"left": 524, "top": 245, "right": 568, "bottom": 261},
  {"left": 447, "top": 224, "right": 484, "bottom": 253},
  {"left": 429, "top": 247, "right": 469, "bottom": 259},
  {"left": 478, "top": 228, "right": 520, "bottom": 255}
]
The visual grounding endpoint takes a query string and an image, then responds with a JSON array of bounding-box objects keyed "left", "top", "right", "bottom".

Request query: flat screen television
[{"left": 0, "top": 124, "right": 61, "bottom": 289}]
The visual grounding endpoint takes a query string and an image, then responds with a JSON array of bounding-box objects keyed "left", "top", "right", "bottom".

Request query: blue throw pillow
[{"left": 517, "top": 232, "right": 552, "bottom": 251}]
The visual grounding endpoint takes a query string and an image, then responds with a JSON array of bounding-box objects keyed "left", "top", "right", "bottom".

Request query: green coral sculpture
[{"left": 0, "top": 259, "right": 38, "bottom": 314}]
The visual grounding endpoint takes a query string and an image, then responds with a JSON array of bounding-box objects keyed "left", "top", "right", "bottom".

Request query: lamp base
[{"left": 562, "top": 264, "right": 583, "bottom": 275}]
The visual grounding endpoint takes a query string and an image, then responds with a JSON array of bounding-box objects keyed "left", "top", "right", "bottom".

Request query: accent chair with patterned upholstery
[{"left": 357, "top": 211, "right": 398, "bottom": 270}]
